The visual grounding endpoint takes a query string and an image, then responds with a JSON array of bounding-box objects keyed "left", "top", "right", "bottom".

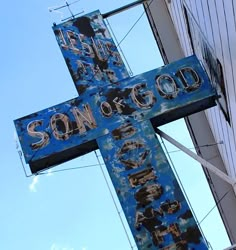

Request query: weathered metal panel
[
  {"left": 97, "top": 119, "right": 207, "bottom": 249},
  {"left": 13, "top": 7, "right": 218, "bottom": 248},
  {"left": 97, "top": 55, "right": 216, "bottom": 130},
  {"left": 14, "top": 55, "right": 216, "bottom": 173},
  {"left": 14, "top": 96, "right": 108, "bottom": 173},
  {"left": 52, "top": 10, "right": 129, "bottom": 94}
]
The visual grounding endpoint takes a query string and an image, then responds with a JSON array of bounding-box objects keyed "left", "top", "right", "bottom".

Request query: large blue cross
[{"left": 14, "top": 10, "right": 216, "bottom": 249}]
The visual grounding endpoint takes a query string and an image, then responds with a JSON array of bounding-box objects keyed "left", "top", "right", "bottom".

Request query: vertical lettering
[
  {"left": 54, "top": 29, "right": 68, "bottom": 50},
  {"left": 112, "top": 123, "right": 136, "bottom": 140},
  {"left": 91, "top": 37, "right": 108, "bottom": 61},
  {"left": 128, "top": 168, "right": 157, "bottom": 187},
  {"left": 105, "top": 42, "right": 123, "bottom": 66},
  {"left": 104, "top": 69, "right": 118, "bottom": 83},
  {"left": 111, "top": 51, "right": 123, "bottom": 66},
  {"left": 135, "top": 184, "right": 163, "bottom": 207},
  {"left": 78, "top": 34, "right": 95, "bottom": 58},
  {"left": 66, "top": 30, "right": 81, "bottom": 53},
  {"left": 77, "top": 61, "right": 99, "bottom": 80},
  {"left": 118, "top": 141, "right": 150, "bottom": 170},
  {"left": 135, "top": 207, "right": 164, "bottom": 246}
]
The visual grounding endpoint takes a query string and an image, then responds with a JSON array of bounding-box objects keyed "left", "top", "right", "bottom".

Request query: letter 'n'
[{"left": 71, "top": 104, "right": 97, "bottom": 134}]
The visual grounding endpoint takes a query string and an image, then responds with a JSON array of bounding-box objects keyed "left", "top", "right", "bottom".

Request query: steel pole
[
  {"left": 156, "top": 128, "right": 236, "bottom": 187},
  {"left": 102, "top": 0, "right": 149, "bottom": 18}
]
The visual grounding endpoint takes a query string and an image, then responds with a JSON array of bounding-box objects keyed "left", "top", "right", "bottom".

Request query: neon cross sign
[{"left": 14, "top": 10, "right": 216, "bottom": 249}]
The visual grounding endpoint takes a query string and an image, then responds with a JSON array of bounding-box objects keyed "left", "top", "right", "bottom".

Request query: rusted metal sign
[
  {"left": 52, "top": 10, "right": 129, "bottom": 94},
  {"left": 14, "top": 10, "right": 215, "bottom": 249},
  {"left": 14, "top": 56, "right": 215, "bottom": 174},
  {"left": 97, "top": 120, "right": 207, "bottom": 249}
]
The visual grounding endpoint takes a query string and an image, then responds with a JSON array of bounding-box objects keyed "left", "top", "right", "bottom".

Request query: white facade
[{"left": 144, "top": 0, "right": 236, "bottom": 243}]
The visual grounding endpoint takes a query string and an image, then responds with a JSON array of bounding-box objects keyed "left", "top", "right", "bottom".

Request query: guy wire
[
  {"left": 159, "top": 134, "right": 209, "bottom": 248},
  {"left": 94, "top": 150, "right": 135, "bottom": 250},
  {"left": 105, "top": 18, "right": 133, "bottom": 76}
]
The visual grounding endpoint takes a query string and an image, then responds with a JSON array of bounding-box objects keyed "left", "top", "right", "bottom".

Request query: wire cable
[
  {"left": 18, "top": 150, "right": 33, "bottom": 178},
  {"left": 167, "top": 141, "right": 223, "bottom": 154},
  {"left": 94, "top": 150, "right": 136, "bottom": 250},
  {"left": 116, "top": 4, "right": 149, "bottom": 47},
  {"left": 105, "top": 18, "right": 133, "bottom": 76},
  {"left": 159, "top": 132, "right": 235, "bottom": 249},
  {"left": 37, "top": 163, "right": 105, "bottom": 176},
  {"left": 159, "top": 134, "right": 209, "bottom": 248},
  {"left": 88, "top": 0, "right": 154, "bottom": 82},
  {"left": 199, "top": 186, "right": 233, "bottom": 225},
  {"left": 23, "top": 141, "right": 224, "bottom": 177}
]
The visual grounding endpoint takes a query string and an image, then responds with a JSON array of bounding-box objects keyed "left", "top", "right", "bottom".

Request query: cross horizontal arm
[{"left": 156, "top": 128, "right": 236, "bottom": 187}]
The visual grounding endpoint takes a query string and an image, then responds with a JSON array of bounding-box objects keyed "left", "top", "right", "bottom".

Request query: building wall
[
  {"left": 165, "top": 0, "right": 236, "bottom": 184},
  {"left": 144, "top": 0, "right": 236, "bottom": 243}
]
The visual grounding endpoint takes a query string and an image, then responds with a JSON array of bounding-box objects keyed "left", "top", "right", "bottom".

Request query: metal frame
[{"left": 224, "top": 243, "right": 236, "bottom": 250}]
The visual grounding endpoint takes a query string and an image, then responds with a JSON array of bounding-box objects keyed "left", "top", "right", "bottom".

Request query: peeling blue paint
[
  {"left": 97, "top": 120, "right": 207, "bottom": 249},
  {"left": 14, "top": 55, "right": 216, "bottom": 173},
  {"left": 13, "top": 10, "right": 216, "bottom": 249},
  {"left": 52, "top": 10, "right": 129, "bottom": 94}
]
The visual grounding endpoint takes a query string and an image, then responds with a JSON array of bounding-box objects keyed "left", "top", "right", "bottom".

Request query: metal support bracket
[
  {"left": 223, "top": 243, "right": 236, "bottom": 250},
  {"left": 102, "top": 0, "right": 148, "bottom": 18},
  {"left": 156, "top": 128, "right": 236, "bottom": 194}
]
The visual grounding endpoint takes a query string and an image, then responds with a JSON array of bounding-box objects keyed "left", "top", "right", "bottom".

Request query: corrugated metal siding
[{"left": 164, "top": 0, "right": 236, "bottom": 179}]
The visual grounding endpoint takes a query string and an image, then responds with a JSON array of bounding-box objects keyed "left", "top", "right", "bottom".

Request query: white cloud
[
  {"left": 29, "top": 176, "right": 39, "bottom": 192},
  {"left": 50, "top": 243, "right": 75, "bottom": 250},
  {"left": 50, "top": 244, "right": 58, "bottom": 250},
  {"left": 46, "top": 169, "right": 53, "bottom": 177}
]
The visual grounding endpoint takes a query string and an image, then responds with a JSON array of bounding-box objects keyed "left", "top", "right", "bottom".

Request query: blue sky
[{"left": 0, "top": 0, "right": 231, "bottom": 249}]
